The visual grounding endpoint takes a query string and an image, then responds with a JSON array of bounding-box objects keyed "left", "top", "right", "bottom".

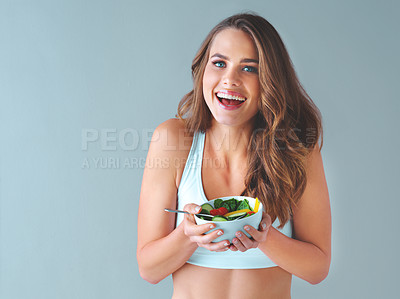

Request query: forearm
[
  {"left": 137, "top": 223, "right": 198, "bottom": 284},
  {"left": 259, "top": 227, "right": 331, "bottom": 284}
]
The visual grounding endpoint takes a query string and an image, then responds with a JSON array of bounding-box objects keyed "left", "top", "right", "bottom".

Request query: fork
[{"left": 164, "top": 208, "right": 212, "bottom": 218}]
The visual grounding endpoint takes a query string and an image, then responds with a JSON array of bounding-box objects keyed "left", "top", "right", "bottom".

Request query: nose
[{"left": 222, "top": 67, "right": 241, "bottom": 87}]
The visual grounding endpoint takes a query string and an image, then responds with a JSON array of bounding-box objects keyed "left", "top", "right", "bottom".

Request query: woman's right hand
[{"left": 183, "top": 204, "right": 230, "bottom": 252}]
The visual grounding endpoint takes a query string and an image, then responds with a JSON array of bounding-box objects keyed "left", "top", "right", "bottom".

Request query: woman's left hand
[{"left": 229, "top": 212, "right": 272, "bottom": 252}]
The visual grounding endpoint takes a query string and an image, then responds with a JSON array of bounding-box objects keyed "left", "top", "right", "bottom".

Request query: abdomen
[{"left": 172, "top": 263, "right": 292, "bottom": 299}]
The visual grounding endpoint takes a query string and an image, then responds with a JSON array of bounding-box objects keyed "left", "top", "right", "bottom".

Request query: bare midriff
[{"left": 172, "top": 263, "right": 292, "bottom": 299}]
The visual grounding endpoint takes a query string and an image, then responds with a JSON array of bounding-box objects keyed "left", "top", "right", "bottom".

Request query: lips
[{"left": 215, "top": 90, "right": 247, "bottom": 110}]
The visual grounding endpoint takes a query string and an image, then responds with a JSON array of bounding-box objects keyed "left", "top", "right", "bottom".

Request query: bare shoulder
[
  {"left": 146, "top": 118, "right": 193, "bottom": 187},
  {"left": 155, "top": 118, "right": 186, "bottom": 134},
  {"left": 307, "top": 142, "right": 323, "bottom": 165},
  {"left": 150, "top": 118, "right": 193, "bottom": 156},
  {"left": 295, "top": 143, "right": 329, "bottom": 212}
]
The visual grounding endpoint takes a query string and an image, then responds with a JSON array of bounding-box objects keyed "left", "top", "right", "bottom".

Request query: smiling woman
[
  {"left": 137, "top": 12, "right": 331, "bottom": 299},
  {"left": 202, "top": 29, "right": 260, "bottom": 126}
]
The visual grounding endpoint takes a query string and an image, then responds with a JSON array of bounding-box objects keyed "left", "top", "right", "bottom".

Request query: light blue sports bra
[{"left": 176, "top": 131, "right": 292, "bottom": 269}]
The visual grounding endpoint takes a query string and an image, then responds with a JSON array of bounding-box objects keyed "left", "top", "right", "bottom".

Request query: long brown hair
[{"left": 177, "top": 13, "right": 323, "bottom": 228}]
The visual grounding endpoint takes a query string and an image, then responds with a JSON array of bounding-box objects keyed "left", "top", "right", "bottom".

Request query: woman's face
[{"left": 203, "top": 28, "right": 260, "bottom": 128}]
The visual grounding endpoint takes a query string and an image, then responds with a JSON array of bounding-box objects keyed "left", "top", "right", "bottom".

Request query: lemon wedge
[
  {"left": 224, "top": 209, "right": 251, "bottom": 217},
  {"left": 254, "top": 197, "right": 260, "bottom": 213}
]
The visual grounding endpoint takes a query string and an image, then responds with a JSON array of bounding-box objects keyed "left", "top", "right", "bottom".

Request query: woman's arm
[
  {"left": 231, "top": 145, "right": 331, "bottom": 284},
  {"left": 262, "top": 146, "right": 331, "bottom": 284},
  {"left": 137, "top": 120, "right": 229, "bottom": 284},
  {"left": 137, "top": 120, "right": 195, "bottom": 284}
]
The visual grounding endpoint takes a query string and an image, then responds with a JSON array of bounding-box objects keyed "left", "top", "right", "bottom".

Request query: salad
[{"left": 197, "top": 197, "right": 260, "bottom": 221}]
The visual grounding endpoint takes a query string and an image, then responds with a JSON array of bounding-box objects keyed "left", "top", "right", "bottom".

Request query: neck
[{"left": 206, "top": 120, "right": 254, "bottom": 157}]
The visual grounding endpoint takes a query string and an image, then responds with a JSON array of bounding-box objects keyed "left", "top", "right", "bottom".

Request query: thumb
[
  {"left": 260, "top": 213, "right": 272, "bottom": 230},
  {"left": 183, "top": 203, "right": 202, "bottom": 214}
]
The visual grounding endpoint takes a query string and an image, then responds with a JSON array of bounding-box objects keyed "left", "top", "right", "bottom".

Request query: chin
[{"left": 212, "top": 116, "right": 245, "bottom": 128}]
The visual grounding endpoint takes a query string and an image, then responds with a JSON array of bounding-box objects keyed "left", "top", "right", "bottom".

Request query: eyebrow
[{"left": 210, "top": 53, "right": 259, "bottom": 64}]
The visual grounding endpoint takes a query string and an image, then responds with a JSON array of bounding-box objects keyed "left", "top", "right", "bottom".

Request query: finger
[
  {"left": 231, "top": 237, "right": 247, "bottom": 252},
  {"left": 185, "top": 222, "right": 216, "bottom": 237},
  {"left": 191, "top": 227, "right": 224, "bottom": 244},
  {"left": 202, "top": 239, "right": 230, "bottom": 251},
  {"left": 216, "top": 246, "right": 230, "bottom": 252},
  {"left": 183, "top": 204, "right": 202, "bottom": 223},
  {"left": 235, "top": 230, "right": 255, "bottom": 249},
  {"left": 242, "top": 214, "right": 271, "bottom": 243},
  {"left": 229, "top": 244, "right": 238, "bottom": 251},
  {"left": 238, "top": 212, "right": 271, "bottom": 241},
  {"left": 259, "top": 212, "right": 272, "bottom": 230},
  {"left": 183, "top": 203, "right": 202, "bottom": 214},
  {"left": 243, "top": 225, "right": 266, "bottom": 243},
  {"left": 244, "top": 224, "right": 265, "bottom": 242}
]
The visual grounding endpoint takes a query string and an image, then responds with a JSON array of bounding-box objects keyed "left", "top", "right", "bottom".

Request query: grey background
[{"left": 1, "top": 0, "right": 399, "bottom": 298}]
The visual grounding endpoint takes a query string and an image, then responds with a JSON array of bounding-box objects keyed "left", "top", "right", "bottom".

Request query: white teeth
[{"left": 216, "top": 92, "right": 246, "bottom": 101}]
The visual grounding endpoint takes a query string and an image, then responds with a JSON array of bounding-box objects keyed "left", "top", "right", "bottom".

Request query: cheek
[
  {"left": 251, "top": 81, "right": 261, "bottom": 99},
  {"left": 203, "top": 67, "right": 218, "bottom": 92}
]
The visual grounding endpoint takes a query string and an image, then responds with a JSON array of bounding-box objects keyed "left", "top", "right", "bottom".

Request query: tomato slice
[
  {"left": 218, "top": 207, "right": 228, "bottom": 215},
  {"left": 210, "top": 207, "right": 229, "bottom": 216},
  {"left": 210, "top": 209, "right": 220, "bottom": 216}
]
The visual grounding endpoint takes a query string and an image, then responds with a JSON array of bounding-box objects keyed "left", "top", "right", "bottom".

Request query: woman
[{"left": 137, "top": 13, "right": 331, "bottom": 299}]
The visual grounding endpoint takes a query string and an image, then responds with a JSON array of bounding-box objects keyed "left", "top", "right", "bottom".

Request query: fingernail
[
  {"left": 244, "top": 226, "right": 250, "bottom": 231},
  {"left": 209, "top": 224, "right": 214, "bottom": 229},
  {"left": 217, "top": 230, "right": 223, "bottom": 236},
  {"left": 224, "top": 242, "right": 229, "bottom": 246},
  {"left": 233, "top": 239, "right": 238, "bottom": 244},
  {"left": 262, "top": 223, "right": 267, "bottom": 230},
  {"left": 237, "top": 232, "right": 242, "bottom": 237},
  {"left": 196, "top": 206, "right": 201, "bottom": 212}
]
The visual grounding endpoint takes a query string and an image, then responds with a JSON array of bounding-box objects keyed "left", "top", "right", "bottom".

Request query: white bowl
[{"left": 194, "top": 196, "right": 263, "bottom": 243}]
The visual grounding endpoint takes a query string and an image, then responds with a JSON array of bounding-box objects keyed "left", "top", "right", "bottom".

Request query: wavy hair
[{"left": 177, "top": 13, "right": 323, "bottom": 228}]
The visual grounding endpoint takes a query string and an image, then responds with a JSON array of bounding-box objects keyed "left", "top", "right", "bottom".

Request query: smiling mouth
[{"left": 215, "top": 91, "right": 247, "bottom": 106}]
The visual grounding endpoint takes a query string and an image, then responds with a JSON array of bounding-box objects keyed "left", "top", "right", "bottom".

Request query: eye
[
  {"left": 243, "top": 66, "right": 258, "bottom": 73},
  {"left": 213, "top": 61, "right": 226, "bottom": 68}
]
